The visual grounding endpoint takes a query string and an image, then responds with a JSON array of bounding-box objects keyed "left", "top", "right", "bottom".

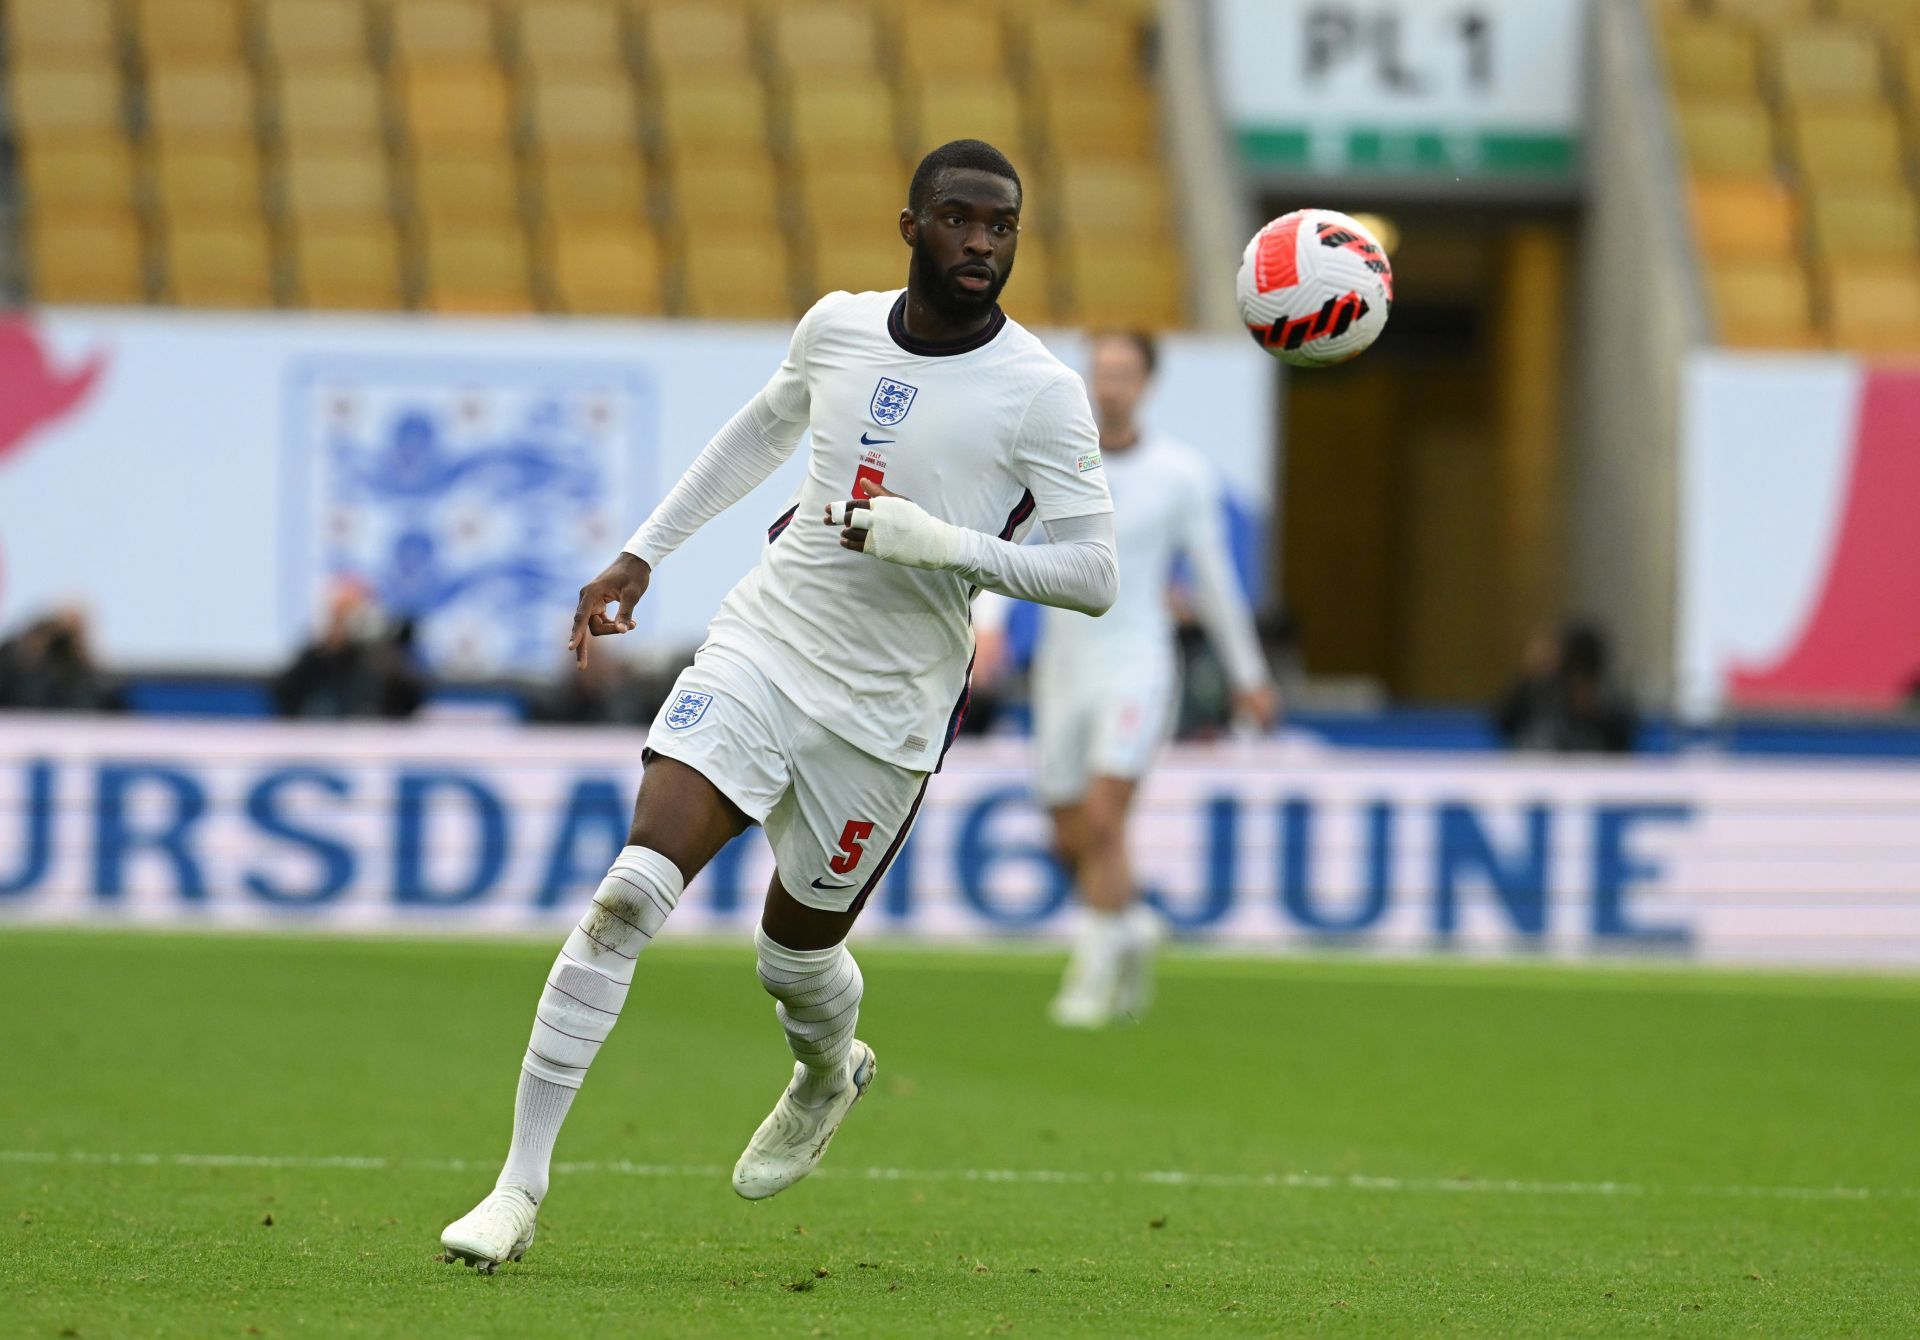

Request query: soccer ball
[{"left": 1236, "top": 210, "right": 1394, "bottom": 367}]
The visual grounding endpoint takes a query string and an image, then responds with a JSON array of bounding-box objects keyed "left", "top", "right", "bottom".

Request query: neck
[
  {"left": 1099, "top": 423, "right": 1141, "bottom": 452},
  {"left": 901, "top": 284, "right": 996, "bottom": 345}
]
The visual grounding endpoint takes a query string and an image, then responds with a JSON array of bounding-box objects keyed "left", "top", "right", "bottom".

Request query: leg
[
  {"left": 444, "top": 754, "right": 752, "bottom": 1270},
  {"left": 1049, "top": 779, "right": 1144, "bottom": 1027},
  {"left": 498, "top": 756, "right": 751, "bottom": 1193},
  {"left": 731, "top": 731, "right": 927, "bottom": 1200}
]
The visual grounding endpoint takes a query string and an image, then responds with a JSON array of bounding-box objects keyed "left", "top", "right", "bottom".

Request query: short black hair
[
  {"left": 1093, "top": 330, "right": 1158, "bottom": 377},
  {"left": 908, "top": 139, "right": 1022, "bottom": 214}
]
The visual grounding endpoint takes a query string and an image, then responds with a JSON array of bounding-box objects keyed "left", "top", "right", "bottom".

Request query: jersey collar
[{"left": 887, "top": 292, "right": 1006, "bottom": 357}]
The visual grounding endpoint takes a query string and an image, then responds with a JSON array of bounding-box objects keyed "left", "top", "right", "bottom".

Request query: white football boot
[
  {"left": 1048, "top": 946, "right": 1122, "bottom": 1029},
  {"left": 732, "top": 1040, "right": 876, "bottom": 1201},
  {"left": 1113, "top": 904, "right": 1166, "bottom": 1021},
  {"left": 440, "top": 1186, "right": 539, "bottom": 1274}
]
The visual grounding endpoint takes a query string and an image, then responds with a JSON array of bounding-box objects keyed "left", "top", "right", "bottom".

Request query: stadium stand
[
  {"left": 1, "top": 0, "right": 1185, "bottom": 323},
  {"left": 1655, "top": 0, "right": 1920, "bottom": 352}
]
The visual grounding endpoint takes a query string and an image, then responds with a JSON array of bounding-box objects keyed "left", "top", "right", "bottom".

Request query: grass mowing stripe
[{"left": 4, "top": 1149, "right": 1912, "bottom": 1202}]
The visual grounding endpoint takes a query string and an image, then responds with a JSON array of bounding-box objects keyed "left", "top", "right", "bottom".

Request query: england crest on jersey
[
  {"left": 870, "top": 377, "right": 919, "bottom": 426},
  {"left": 664, "top": 689, "right": 712, "bottom": 730}
]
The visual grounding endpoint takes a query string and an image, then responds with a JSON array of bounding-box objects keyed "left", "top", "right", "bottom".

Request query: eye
[
  {"left": 991, "top": 223, "right": 1012, "bottom": 235},
  {"left": 943, "top": 214, "right": 966, "bottom": 227}
]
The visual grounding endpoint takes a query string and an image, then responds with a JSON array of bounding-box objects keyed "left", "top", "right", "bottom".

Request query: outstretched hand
[{"left": 568, "top": 552, "right": 651, "bottom": 668}]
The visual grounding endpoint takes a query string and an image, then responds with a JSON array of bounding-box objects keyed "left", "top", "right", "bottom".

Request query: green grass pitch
[{"left": 3, "top": 930, "right": 1918, "bottom": 1338}]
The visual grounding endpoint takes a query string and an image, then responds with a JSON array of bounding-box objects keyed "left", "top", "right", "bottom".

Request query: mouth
[{"left": 952, "top": 265, "right": 995, "bottom": 293}]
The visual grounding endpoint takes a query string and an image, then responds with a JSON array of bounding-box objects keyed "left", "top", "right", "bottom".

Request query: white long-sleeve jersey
[
  {"left": 1031, "top": 434, "right": 1268, "bottom": 694},
  {"left": 624, "top": 289, "right": 1116, "bottom": 769}
]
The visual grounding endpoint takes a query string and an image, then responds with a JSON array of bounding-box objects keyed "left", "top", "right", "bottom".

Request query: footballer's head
[
  {"left": 1089, "top": 330, "right": 1157, "bottom": 433},
  {"left": 901, "top": 139, "right": 1021, "bottom": 322}
]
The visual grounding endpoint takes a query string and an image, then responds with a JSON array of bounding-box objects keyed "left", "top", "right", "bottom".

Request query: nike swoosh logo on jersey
[
  {"left": 860, "top": 432, "right": 895, "bottom": 445},
  {"left": 810, "top": 877, "right": 856, "bottom": 891}
]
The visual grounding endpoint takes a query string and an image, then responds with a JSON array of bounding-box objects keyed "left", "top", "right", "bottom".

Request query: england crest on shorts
[
  {"left": 870, "top": 377, "right": 918, "bottom": 426},
  {"left": 664, "top": 689, "right": 712, "bottom": 730}
]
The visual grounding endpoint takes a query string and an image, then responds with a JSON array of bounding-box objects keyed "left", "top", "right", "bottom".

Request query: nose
[{"left": 962, "top": 222, "right": 994, "bottom": 256}]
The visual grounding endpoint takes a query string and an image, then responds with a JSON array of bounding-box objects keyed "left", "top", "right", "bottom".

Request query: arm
[
  {"left": 829, "top": 489, "right": 1116, "bottom": 615},
  {"left": 1178, "top": 474, "right": 1270, "bottom": 696},
  {"left": 568, "top": 300, "right": 820, "bottom": 664}
]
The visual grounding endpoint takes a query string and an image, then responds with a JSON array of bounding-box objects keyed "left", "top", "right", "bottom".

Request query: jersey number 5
[{"left": 830, "top": 820, "right": 875, "bottom": 875}]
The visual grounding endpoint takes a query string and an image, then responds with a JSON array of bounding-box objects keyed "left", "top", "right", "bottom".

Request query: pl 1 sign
[{"left": 1212, "top": 0, "right": 1586, "bottom": 183}]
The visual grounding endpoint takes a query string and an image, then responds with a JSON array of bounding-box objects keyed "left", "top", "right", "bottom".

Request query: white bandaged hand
[{"left": 832, "top": 496, "right": 961, "bottom": 570}]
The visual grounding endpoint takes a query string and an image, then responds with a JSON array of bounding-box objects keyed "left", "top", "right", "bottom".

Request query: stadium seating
[
  {"left": 1, "top": 0, "right": 1185, "bottom": 322},
  {"left": 1658, "top": 0, "right": 1920, "bottom": 352}
]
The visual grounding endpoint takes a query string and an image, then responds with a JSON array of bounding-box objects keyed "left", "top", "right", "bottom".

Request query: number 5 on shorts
[{"left": 830, "top": 820, "right": 875, "bottom": 875}]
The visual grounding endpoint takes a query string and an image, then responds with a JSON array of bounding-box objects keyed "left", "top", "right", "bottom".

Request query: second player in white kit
[
  {"left": 983, "top": 333, "right": 1276, "bottom": 1029},
  {"left": 439, "top": 140, "right": 1118, "bottom": 1273}
]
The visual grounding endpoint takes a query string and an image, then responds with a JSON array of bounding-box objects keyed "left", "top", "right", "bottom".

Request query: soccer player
[
  {"left": 983, "top": 332, "right": 1277, "bottom": 1029},
  {"left": 440, "top": 140, "right": 1117, "bottom": 1272}
]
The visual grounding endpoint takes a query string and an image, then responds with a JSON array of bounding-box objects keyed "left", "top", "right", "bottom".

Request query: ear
[{"left": 898, "top": 207, "right": 916, "bottom": 247}]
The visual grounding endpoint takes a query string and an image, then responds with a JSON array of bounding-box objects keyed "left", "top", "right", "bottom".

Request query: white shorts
[
  {"left": 1031, "top": 667, "right": 1176, "bottom": 806},
  {"left": 644, "top": 642, "right": 931, "bottom": 914}
]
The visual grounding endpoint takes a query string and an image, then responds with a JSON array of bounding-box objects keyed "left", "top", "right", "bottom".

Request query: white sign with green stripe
[{"left": 1212, "top": 0, "right": 1586, "bottom": 181}]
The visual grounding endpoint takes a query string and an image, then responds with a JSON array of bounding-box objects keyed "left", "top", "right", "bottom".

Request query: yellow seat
[
  {"left": 134, "top": 0, "right": 247, "bottom": 63},
  {"left": 1710, "top": 257, "right": 1816, "bottom": 346},
  {"left": 259, "top": 0, "right": 371, "bottom": 65},
  {"left": 1830, "top": 0, "right": 1920, "bottom": 28},
  {"left": 28, "top": 207, "right": 148, "bottom": 304},
  {"left": 897, "top": 5, "right": 1008, "bottom": 78},
  {"left": 291, "top": 219, "right": 406, "bottom": 309},
  {"left": 8, "top": 66, "right": 126, "bottom": 142},
  {"left": 161, "top": 215, "right": 277, "bottom": 308},
  {"left": 1807, "top": 184, "right": 1920, "bottom": 259},
  {"left": 19, "top": 139, "right": 138, "bottom": 212},
  {"left": 670, "top": 157, "right": 778, "bottom": 229},
  {"left": 4, "top": 0, "right": 117, "bottom": 60},
  {"left": 525, "top": 70, "right": 640, "bottom": 153},
  {"left": 785, "top": 83, "right": 898, "bottom": 159},
  {"left": 1037, "top": 85, "right": 1158, "bottom": 158},
  {"left": 1661, "top": 20, "right": 1761, "bottom": 99},
  {"left": 146, "top": 66, "right": 258, "bottom": 146},
  {"left": 808, "top": 237, "right": 907, "bottom": 300},
  {"left": 1690, "top": 176, "right": 1799, "bottom": 260},
  {"left": 1787, "top": 104, "right": 1906, "bottom": 186},
  {"left": 655, "top": 73, "right": 768, "bottom": 155},
  {"left": 768, "top": 3, "right": 879, "bottom": 75},
  {"left": 408, "top": 150, "right": 522, "bottom": 221},
  {"left": 279, "top": 146, "right": 394, "bottom": 219},
  {"left": 1774, "top": 25, "right": 1888, "bottom": 104},
  {"left": 544, "top": 223, "right": 666, "bottom": 314},
  {"left": 389, "top": 0, "right": 498, "bottom": 67},
  {"left": 1064, "top": 248, "right": 1184, "bottom": 328},
  {"left": 1058, "top": 160, "right": 1170, "bottom": 238},
  {"left": 1674, "top": 99, "right": 1777, "bottom": 176},
  {"left": 1899, "top": 37, "right": 1920, "bottom": 107},
  {"left": 399, "top": 65, "right": 513, "bottom": 149},
  {"left": 534, "top": 154, "right": 649, "bottom": 222},
  {"left": 271, "top": 67, "right": 385, "bottom": 148},
  {"left": 152, "top": 143, "right": 263, "bottom": 214},
  {"left": 904, "top": 78, "right": 1027, "bottom": 159},
  {"left": 1826, "top": 261, "right": 1920, "bottom": 350},
  {"left": 641, "top": 4, "right": 754, "bottom": 75},
  {"left": 1716, "top": 0, "right": 1819, "bottom": 25},
  {"left": 1022, "top": 7, "right": 1139, "bottom": 78},
  {"left": 798, "top": 164, "right": 906, "bottom": 236},
  {"left": 680, "top": 230, "right": 792, "bottom": 319},
  {"left": 418, "top": 220, "right": 534, "bottom": 312},
  {"left": 512, "top": 0, "right": 627, "bottom": 71}
]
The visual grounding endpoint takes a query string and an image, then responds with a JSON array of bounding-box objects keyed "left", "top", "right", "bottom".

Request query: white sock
[
  {"left": 495, "top": 1069, "right": 574, "bottom": 1203},
  {"left": 500, "top": 845, "right": 684, "bottom": 1196},
  {"left": 755, "top": 926, "right": 863, "bottom": 1106}
]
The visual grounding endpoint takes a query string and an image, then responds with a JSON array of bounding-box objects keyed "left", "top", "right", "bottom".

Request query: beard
[{"left": 910, "top": 238, "right": 1012, "bottom": 324}]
